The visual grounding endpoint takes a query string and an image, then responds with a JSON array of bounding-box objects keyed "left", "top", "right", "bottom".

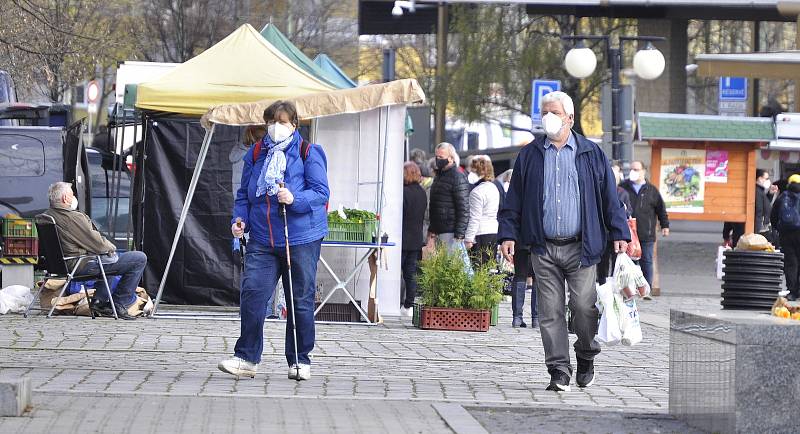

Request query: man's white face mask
[
  {"left": 70, "top": 196, "right": 78, "bottom": 211},
  {"left": 542, "top": 112, "right": 565, "bottom": 139},
  {"left": 628, "top": 170, "right": 642, "bottom": 183}
]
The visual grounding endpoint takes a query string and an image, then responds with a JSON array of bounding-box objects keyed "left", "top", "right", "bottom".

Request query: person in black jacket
[
  {"left": 597, "top": 162, "right": 633, "bottom": 285},
  {"left": 428, "top": 142, "right": 470, "bottom": 248},
  {"left": 401, "top": 162, "right": 428, "bottom": 317},
  {"left": 755, "top": 169, "right": 778, "bottom": 241},
  {"left": 620, "top": 160, "right": 669, "bottom": 288}
]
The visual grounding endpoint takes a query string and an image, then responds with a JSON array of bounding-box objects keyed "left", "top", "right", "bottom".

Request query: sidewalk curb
[{"left": 433, "top": 403, "right": 489, "bottom": 434}]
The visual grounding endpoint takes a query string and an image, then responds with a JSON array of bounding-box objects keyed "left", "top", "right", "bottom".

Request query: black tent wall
[{"left": 134, "top": 116, "right": 247, "bottom": 305}]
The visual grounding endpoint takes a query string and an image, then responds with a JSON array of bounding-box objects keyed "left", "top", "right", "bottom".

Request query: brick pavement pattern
[{"left": 0, "top": 293, "right": 717, "bottom": 433}]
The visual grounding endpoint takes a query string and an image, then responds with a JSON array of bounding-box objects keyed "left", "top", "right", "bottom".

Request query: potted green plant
[{"left": 415, "top": 244, "right": 504, "bottom": 331}]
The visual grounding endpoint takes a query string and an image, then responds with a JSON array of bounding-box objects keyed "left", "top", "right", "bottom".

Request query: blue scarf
[{"left": 256, "top": 131, "right": 298, "bottom": 197}]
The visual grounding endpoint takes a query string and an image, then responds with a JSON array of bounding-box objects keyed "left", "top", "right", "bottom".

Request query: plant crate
[
  {"left": 3, "top": 218, "right": 37, "bottom": 238},
  {"left": 325, "top": 220, "right": 378, "bottom": 243},
  {"left": 2, "top": 237, "right": 38, "bottom": 257},
  {"left": 314, "top": 302, "right": 363, "bottom": 322},
  {"left": 419, "top": 306, "right": 490, "bottom": 332}
]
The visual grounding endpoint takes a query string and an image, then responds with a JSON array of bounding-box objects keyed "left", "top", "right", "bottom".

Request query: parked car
[{"left": 86, "top": 147, "right": 131, "bottom": 248}]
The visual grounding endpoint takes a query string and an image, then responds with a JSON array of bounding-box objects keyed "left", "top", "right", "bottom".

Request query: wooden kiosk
[{"left": 638, "top": 113, "right": 775, "bottom": 235}]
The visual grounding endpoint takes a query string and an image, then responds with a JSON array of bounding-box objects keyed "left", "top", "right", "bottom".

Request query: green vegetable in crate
[{"left": 327, "top": 208, "right": 377, "bottom": 223}]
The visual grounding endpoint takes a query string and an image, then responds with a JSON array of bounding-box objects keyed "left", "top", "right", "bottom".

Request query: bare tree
[
  {"left": 0, "top": 0, "right": 137, "bottom": 103},
  {"left": 138, "top": 0, "right": 244, "bottom": 63}
]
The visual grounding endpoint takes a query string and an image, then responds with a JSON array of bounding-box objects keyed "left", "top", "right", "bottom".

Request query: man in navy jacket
[{"left": 499, "top": 91, "right": 630, "bottom": 392}]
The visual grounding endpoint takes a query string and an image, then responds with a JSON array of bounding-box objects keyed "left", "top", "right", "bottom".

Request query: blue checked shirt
[{"left": 542, "top": 133, "right": 581, "bottom": 239}]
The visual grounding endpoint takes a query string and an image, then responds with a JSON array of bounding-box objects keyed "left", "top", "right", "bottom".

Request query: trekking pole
[
  {"left": 235, "top": 217, "right": 246, "bottom": 272},
  {"left": 279, "top": 182, "right": 301, "bottom": 381}
]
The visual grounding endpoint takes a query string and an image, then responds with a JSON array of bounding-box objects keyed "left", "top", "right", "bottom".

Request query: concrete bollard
[{"left": 0, "top": 377, "right": 31, "bottom": 416}]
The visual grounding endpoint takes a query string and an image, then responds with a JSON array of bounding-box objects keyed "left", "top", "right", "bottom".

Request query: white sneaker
[
  {"left": 218, "top": 357, "right": 257, "bottom": 378},
  {"left": 288, "top": 363, "right": 311, "bottom": 380},
  {"left": 400, "top": 307, "right": 413, "bottom": 317}
]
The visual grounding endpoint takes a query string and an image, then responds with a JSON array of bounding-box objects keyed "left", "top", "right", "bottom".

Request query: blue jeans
[
  {"left": 639, "top": 241, "right": 655, "bottom": 287},
  {"left": 77, "top": 251, "right": 146, "bottom": 308},
  {"left": 234, "top": 239, "right": 321, "bottom": 366}
]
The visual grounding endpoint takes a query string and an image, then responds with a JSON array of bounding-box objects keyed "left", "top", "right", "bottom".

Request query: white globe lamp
[
  {"left": 564, "top": 46, "right": 597, "bottom": 79},
  {"left": 633, "top": 43, "right": 665, "bottom": 80}
]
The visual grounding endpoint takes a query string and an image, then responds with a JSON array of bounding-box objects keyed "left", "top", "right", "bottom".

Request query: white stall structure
[{"left": 151, "top": 79, "right": 425, "bottom": 319}]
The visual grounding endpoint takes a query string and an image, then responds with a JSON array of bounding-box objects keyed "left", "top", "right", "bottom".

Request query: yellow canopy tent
[{"left": 135, "top": 24, "right": 336, "bottom": 115}]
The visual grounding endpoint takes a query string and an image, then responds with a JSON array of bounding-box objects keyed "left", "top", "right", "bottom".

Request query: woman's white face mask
[
  {"left": 467, "top": 172, "right": 480, "bottom": 184},
  {"left": 268, "top": 122, "right": 293, "bottom": 142}
]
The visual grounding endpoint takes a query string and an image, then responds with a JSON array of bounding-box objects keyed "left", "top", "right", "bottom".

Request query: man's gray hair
[
  {"left": 48, "top": 182, "right": 72, "bottom": 207},
  {"left": 540, "top": 91, "right": 575, "bottom": 117},
  {"left": 435, "top": 142, "right": 460, "bottom": 167}
]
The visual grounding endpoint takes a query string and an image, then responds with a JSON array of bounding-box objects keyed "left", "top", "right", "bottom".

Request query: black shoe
[
  {"left": 530, "top": 317, "right": 539, "bottom": 329},
  {"left": 545, "top": 370, "right": 571, "bottom": 392},
  {"left": 576, "top": 358, "right": 595, "bottom": 388},
  {"left": 788, "top": 293, "right": 798, "bottom": 302},
  {"left": 512, "top": 318, "right": 527, "bottom": 328},
  {"left": 90, "top": 298, "right": 137, "bottom": 320}
]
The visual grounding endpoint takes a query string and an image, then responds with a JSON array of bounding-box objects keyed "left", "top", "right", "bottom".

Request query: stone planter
[{"left": 418, "top": 306, "right": 491, "bottom": 332}]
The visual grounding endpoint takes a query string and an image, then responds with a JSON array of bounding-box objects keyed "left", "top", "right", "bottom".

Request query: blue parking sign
[
  {"left": 719, "top": 77, "right": 747, "bottom": 101},
  {"left": 532, "top": 79, "right": 561, "bottom": 121}
]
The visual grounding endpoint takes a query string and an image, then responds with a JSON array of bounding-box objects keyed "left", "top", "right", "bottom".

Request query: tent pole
[
  {"left": 376, "top": 106, "right": 390, "bottom": 248},
  {"left": 150, "top": 123, "right": 217, "bottom": 316}
]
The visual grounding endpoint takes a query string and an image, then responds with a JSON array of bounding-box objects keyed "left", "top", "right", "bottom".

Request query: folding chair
[{"left": 24, "top": 214, "right": 120, "bottom": 319}]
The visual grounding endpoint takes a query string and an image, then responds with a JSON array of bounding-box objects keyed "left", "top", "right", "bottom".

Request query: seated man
[{"left": 44, "top": 182, "right": 147, "bottom": 319}]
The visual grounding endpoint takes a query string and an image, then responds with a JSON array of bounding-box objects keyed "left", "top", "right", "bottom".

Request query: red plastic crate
[
  {"left": 419, "top": 306, "right": 490, "bottom": 332},
  {"left": 2, "top": 237, "right": 39, "bottom": 256}
]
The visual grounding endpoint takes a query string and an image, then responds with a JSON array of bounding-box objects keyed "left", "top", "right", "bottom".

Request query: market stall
[
  {"left": 147, "top": 79, "right": 424, "bottom": 319},
  {"left": 637, "top": 112, "right": 774, "bottom": 234}
]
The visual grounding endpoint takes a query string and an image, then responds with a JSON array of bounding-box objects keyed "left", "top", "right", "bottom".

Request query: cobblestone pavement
[
  {"left": 0, "top": 295, "right": 713, "bottom": 433},
  {"left": 0, "top": 235, "right": 722, "bottom": 433}
]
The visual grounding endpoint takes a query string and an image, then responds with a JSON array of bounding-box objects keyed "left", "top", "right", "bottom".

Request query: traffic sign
[
  {"left": 87, "top": 80, "right": 100, "bottom": 104},
  {"left": 531, "top": 79, "right": 561, "bottom": 121},
  {"left": 719, "top": 77, "right": 747, "bottom": 101}
]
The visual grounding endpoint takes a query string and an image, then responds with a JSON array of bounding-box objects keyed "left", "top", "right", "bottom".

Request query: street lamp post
[{"left": 562, "top": 35, "right": 666, "bottom": 168}]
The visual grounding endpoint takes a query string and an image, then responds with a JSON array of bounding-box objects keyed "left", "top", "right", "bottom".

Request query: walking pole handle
[{"left": 278, "top": 182, "right": 287, "bottom": 216}]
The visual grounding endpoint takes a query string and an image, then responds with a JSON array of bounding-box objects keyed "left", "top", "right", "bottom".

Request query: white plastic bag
[
  {"left": 0, "top": 285, "right": 33, "bottom": 314},
  {"left": 619, "top": 296, "right": 643, "bottom": 346},
  {"left": 614, "top": 253, "right": 650, "bottom": 298},
  {"left": 716, "top": 245, "right": 729, "bottom": 280},
  {"left": 595, "top": 282, "right": 622, "bottom": 345}
]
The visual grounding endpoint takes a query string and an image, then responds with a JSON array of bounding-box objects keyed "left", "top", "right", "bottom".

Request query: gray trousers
[{"left": 530, "top": 241, "right": 600, "bottom": 377}]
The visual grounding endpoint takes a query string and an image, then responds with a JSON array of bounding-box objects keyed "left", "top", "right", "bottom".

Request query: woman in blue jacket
[{"left": 218, "top": 100, "right": 330, "bottom": 381}]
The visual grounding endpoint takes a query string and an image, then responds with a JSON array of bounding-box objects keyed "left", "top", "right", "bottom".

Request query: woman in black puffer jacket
[{"left": 427, "top": 142, "right": 470, "bottom": 248}]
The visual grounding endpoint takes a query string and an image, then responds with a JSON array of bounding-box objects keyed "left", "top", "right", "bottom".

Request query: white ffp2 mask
[
  {"left": 70, "top": 197, "right": 78, "bottom": 210},
  {"left": 268, "top": 123, "right": 293, "bottom": 143},
  {"left": 542, "top": 113, "right": 564, "bottom": 139}
]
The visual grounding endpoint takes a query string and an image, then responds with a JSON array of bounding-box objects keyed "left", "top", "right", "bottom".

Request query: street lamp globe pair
[{"left": 564, "top": 42, "right": 666, "bottom": 80}]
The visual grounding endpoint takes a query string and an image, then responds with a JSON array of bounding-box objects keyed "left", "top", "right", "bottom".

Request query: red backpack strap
[{"left": 252, "top": 140, "right": 262, "bottom": 164}]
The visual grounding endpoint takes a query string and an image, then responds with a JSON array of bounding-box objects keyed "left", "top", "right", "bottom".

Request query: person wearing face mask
[
  {"left": 43, "top": 182, "right": 147, "bottom": 320},
  {"left": 498, "top": 91, "right": 630, "bottom": 392},
  {"left": 427, "top": 142, "right": 470, "bottom": 250},
  {"left": 219, "top": 100, "right": 330, "bottom": 381},
  {"left": 619, "top": 160, "right": 669, "bottom": 290},
  {"left": 755, "top": 169, "right": 778, "bottom": 241}
]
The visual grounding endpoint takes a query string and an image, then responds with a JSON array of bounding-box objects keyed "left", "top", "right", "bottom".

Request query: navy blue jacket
[
  {"left": 497, "top": 132, "right": 631, "bottom": 266},
  {"left": 233, "top": 132, "right": 330, "bottom": 248}
]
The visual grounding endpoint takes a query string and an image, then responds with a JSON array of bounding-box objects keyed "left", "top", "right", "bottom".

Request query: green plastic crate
[
  {"left": 325, "top": 220, "right": 378, "bottom": 243},
  {"left": 3, "top": 218, "right": 37, "bottom": 238}
]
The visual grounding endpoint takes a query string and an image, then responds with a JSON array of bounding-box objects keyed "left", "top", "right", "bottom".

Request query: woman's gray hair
[
  {"left": 435, "top": 142, "right": 460, "bottom": 167},
  {"left": 48, "top": 182, "right": 72, "bottom": 207},
  {"left": 540, "top": 91, "right": 575, "bottom": 117}
]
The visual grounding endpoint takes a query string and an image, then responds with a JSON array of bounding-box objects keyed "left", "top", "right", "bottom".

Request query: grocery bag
[
  {"left": 626, "top": 218, "right": 642, "bottom": 260},
  {"left": 619, "top": 296, "right": 643, "bottom": 346},
  {"left": 614, "top": 253, "right": 650, "bottom": 299},
  {"left": 595, "top": 282, "right": 622, "bottom": 345},
  {"left": 454, "top": 240, "right": 474, "bottom": 278},
  {"left": 716, "top": 245, "right": 729, "bottom": 280},
  {"left": 0, "top": 285, "right": 33, "bottom": 314}
]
